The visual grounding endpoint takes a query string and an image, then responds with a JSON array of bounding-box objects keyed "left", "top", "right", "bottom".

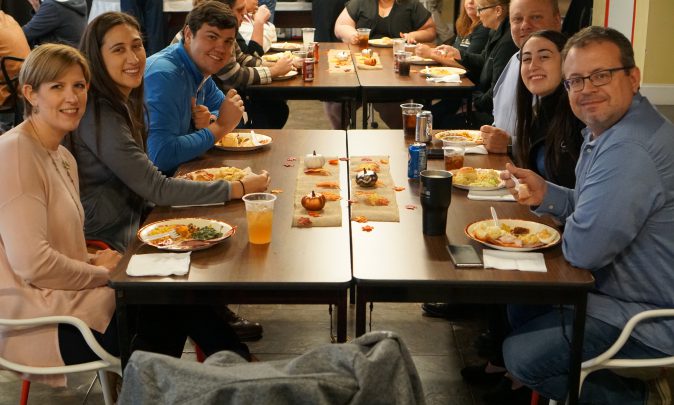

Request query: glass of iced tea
[
  {"left": 400, "top": 102, "right": 423, "bottom": 138},
  {"left": 242, "top": 193, "right": 277, "bottom": 244},
  {"left": 356, "top": 28, "right": 371, "bottom": 50},
  {"left": 443, "top": 145, "right": 465, "bottom": 170}
]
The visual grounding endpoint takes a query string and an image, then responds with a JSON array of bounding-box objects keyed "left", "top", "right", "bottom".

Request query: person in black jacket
[
  {"left": 430, "top": 0, "right": 517, "bottom": 129},
  {"left": 514, "top": 30, "right": 582, "bottom": 188},
  {"left": 22, "top": 0, "right": 87, "bottom": 47}
]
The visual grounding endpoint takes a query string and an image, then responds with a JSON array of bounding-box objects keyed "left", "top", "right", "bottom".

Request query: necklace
[{"left": 28, "top": 119, "right": 84, "bottom": 223}]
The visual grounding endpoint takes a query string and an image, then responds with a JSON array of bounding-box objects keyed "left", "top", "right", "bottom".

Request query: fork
[
  {"left": 145, "top": 229, "right": 180, "bottom": 241},
  {"left": 250, "top": 129, "right": 260, "bottom": 146},
  {"left": 490, "top": 206, "right": 499, "bottom": 227}
]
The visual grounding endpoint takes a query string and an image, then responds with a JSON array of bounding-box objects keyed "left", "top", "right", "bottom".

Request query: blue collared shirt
[
  {"left": 492, "top": 52, "right": 519, "bottom": 137},
  {"left": 535, "top": 94, "right": 674, "bottom": 354},
  {"left": 144, "top": 42, "right": 225, "bottom": 174}
]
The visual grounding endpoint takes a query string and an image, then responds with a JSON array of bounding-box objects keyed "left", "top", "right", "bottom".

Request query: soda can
[
  {"left": 310, "top": 42, "right": 319, "bottom": 61},
  {"left": 415, "top": 110, "right": 432, "bottom": 143},
  {"left": 407, "top": 142, "right": 428, "bottom": 179},
  {"left": 303, "top": 58, "right": 315, "bottom": 81}
]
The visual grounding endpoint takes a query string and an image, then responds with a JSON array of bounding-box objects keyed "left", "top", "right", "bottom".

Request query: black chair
[{"left": 0, "top": 56, "right": 25, "bottom": 130}]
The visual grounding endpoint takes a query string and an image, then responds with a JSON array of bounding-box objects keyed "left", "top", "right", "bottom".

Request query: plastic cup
[
  {"left": 356, "top": 28, "right": 371, "bottom": 50},
  {"left": 302, "top": 28, "right": 315, "bottom": 47},
  {"left": 242, "top": 193, "right": 277, "bottom": 244},
  {"left": 401, "top": 102, "right": 423, "bottom": 138},
  {"left": 398, "top": 52, "right": 412, "bottom": 76},
  {"left": 442, "top": 145, "right": 465, "bottom": 170},
  {"left": 292, "top": 50, "right": 307, "bottom": 73},
  {"left": 392, "top": 38, "right": 405, "bottom": 53}
]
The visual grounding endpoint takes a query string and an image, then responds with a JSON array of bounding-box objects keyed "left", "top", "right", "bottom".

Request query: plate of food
[
  {"left": 435, "top": 129, "right": 483, "bottom": 145},
  {"left": 272, "top": 70, "right": 298, "bottom": 81},
  {"left": 269, "top": 42, "right": 302, "bottom": 52},
  {"left": 451, "top": 167, "right": 504, "bottom": 191},
  {"left": 178, "top": 166, "right": 249, "bottom": 182},
  {"left": 354, "top": 52, "right": 382, "bottom": 69},
  {"left": 215, "top": 132, "right": 272, "bottom": 151},
  {"left": 138, "top": 218, "right": 236, "bottom": 251},
  {"left": 407, "top": 55, "right": 439, "bottom": 65},
  {"left": 465, "top": 219, "right": 561, "bottom": 252},
  {"left": 420, "top": 66, "right": 466, "bottom": 77},
  {"left": 368, "top": 37, "right": 393, "bottom": 47},
  {"left": 261, "top": 51, "right": 292, "bottom": 63}
]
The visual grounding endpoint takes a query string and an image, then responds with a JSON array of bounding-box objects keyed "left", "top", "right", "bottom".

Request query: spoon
[{"left": 490, "top": 206, "right": 499, "bottom": 228}]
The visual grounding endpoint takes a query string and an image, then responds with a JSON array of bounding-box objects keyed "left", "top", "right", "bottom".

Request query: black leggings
[{"left": 58, "top": 314, "right": 120, "bottom": 365}]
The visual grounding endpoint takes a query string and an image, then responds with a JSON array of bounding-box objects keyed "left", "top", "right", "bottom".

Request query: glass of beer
[
  {"left": 400, "top": 102, "right": 423, "bottom": 138},
  {"left": 356, "top": 28, "right": 371, "bottom": 50},
  {"left": 242, "top": 193, "right": 277, "bottom": 244},
  {"left": 442, "top": 145, "right": 465, "bottom": 170}
]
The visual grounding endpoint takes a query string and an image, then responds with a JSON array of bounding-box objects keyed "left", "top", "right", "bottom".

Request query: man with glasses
[
  {"left": 502, "top": 26, "right": 674, "bottom": 404},
  {"left": 480, "top": 0, "right": 561, "bottom": 153}
]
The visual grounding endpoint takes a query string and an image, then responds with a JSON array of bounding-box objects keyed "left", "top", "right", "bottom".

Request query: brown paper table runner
[
  {"left": 327, "top": 49, "right": 355, "bottom": 73},
  {"left": 350, "top": 156, "right": 400, "bottom": 222},
  {"left": 292, "top": 156, "right": 342, "bottom": 227}
]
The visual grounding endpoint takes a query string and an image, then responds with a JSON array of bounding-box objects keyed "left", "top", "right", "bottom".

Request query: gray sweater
[{"left": 68, "top": 97, "right": 231, "bottom": 252}]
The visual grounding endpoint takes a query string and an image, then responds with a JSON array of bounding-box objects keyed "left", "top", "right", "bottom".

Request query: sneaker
[
  {"left": 646, "top": 375, "right": 672, "bottom": 405},
  {"left": 220, "top": 306, "right": 263, "bottom": 342}
]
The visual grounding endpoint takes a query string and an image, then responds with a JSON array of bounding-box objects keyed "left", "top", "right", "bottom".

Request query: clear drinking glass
[{"left": 242, "top": 193, "right": 277, "bottom": 244}]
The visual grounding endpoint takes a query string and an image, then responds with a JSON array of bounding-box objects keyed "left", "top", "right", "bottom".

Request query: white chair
[
  {"left": 0, "top": 316, "right": 122, "bottom": 405},
  {"left": 548, "top": 309, "right": 674, "bottom": 405}
]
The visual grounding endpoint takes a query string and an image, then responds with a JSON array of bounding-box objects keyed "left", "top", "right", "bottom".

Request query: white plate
[
  {"left": 465, "top": 219, "right": 561, "bottom": 252},
  {"left": 435, "top": 129, "right": 483, "bottom": 146},
  {"left": 420, "top": 66, "right": 466, "bottom": 77},
  {"left": 214, "top": 133, "right": 272, "bottom": 151},
  {"left": 269, "top": 42, "right": 302, "bottom": 52},
  {"left": 368, "top": 38, "right": 393, "bottom": 47},
  {"left": 407, "top": 56, "right": 439, "bottom": 65},
  {"left": 451, "top": 169, "right": 505, "bottom": 191},
  {"left": 272, "top": 70, "right": 298, "bottom": 81},
  {"left": 138, "top": 218, "right": 235, "bottom": 251}
]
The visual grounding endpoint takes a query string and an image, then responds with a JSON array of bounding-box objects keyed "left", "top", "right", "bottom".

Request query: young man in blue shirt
[{"left": 502, "top": 26, "right": 674, "bottom": 404}]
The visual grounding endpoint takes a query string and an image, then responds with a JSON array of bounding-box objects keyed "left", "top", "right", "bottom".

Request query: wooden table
[
  {"left": 110, "top": 130, "right": 352, "bottom": 366},
  {"left": 247, "top": 42, "right": 360, "bottom": 129},
  {"left": 352, "top": 45, "right": 476, "bottom": 128},
  {"left": 348, "top": 130, "right": 594, "bottom": 405}
]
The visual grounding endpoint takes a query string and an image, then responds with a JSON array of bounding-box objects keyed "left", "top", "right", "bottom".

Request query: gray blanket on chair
[{"left": 117, "top": 331, "right": 425, "bottom": 405}]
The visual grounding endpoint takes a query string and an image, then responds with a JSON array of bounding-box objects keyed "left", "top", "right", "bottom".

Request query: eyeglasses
[
  {"left": 476, "top": 3, "right": 502, "bottom": 15},
  {"left": 563, "top": 66, "right": 634, "bottom": 92}
]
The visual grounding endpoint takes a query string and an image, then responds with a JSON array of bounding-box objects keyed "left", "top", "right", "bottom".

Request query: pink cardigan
[{"left": 0, "top": 125, "right": 115, "bottom": 386}]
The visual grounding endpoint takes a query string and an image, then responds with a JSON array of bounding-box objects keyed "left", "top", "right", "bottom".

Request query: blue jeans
[
  {"left": 503, "top": 305, "right": 666, "bottom": 404},
  {"left": 121, "top": 0, "right": 165, "bottom": 55},
  {"left": 258, "top": 0, "right": 276, "bottom": 22}
]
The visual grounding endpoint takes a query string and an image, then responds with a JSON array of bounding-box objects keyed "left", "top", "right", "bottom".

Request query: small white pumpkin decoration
[{"left": 304, "top": 151, "right": 325, "bottom": 169}]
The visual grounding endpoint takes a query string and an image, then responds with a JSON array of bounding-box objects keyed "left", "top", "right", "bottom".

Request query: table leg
[
  {"left": 465, "top": 92, "right": 473, "bottom": 127},
  {"left": 337, "top": 292, "right": 347, "bottom": 343},
  {"left": 362, "top": 95, "right": 368, "bottom": 129},
  {"left": 355, "top": 289, "right": 367, "bottom": 336},
  {"left": 341, "top": 100, "right": 349, "bottom": 130},
  {"left": 567, "top": 296, "right": 587, "bottom": 405},
  {"left": 115, "top": 291, "right": 131, "bottom": 370}
]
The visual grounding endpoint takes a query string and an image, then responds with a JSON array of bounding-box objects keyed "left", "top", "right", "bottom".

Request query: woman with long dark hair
[{"left": 514, "top": 30, "right": 582, "bottom": 188}]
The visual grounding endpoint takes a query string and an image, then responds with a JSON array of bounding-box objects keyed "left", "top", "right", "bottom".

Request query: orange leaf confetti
[
  {"left": 283, "top": 163, "right": 294, "bottom": 167},
  {"left": 328, "top": 159, "right": 339, "bottom": 165},
  {"left": 362, "top": 225, "right": 374, "bottom": 232},
  {"left": 297, "top": 217, "right": 313, "bottom": 227},
  {"left": 348, "top": 199, "right": 357, "bottom": 205},
  {"left": 393, "top": 186, "right": 406, "bottom": 192},
  {"left": 380, "top": 158, "right": 389, "bottom": 164},
  {"left": 361, "top": 157, "right": 372, "bottom": 162},
  {"left": 316, "top": 181, "right": 340, "bottom": 189},
  {"left": 405, "top": 204, "right": 417, "bottom": 210},
  {"left": 338, "top": 157, "right": 350, "bottom": 161},
  {"left": 353, "top": 216, "right": 368, "bottom": 223},
  {"left": 286, "top": 157, "right": 297, "bottom": 161},
  {"left": 364, "top": 193, "right": 390, "bottom": 206},
  {"left": 304, "top": 168, "right": 330, "bottom": 176},
  {"left": 322, "top": 192, "right": 342, "bottom": 201},
  {"left": 307, "top": 211, "right": 322, "bottom": 217},
  {"left": 271, "top": 189, "right": 283, "bottom": 194}
]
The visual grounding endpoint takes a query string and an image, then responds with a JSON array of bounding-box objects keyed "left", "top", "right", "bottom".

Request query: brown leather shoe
[{"left": 221, "top": 306, "right": 263, "bottom": 342}]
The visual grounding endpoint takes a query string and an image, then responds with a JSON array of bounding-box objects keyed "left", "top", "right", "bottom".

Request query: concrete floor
[{"left": 2, "top": 101, "right": 673, "bottom": 405}]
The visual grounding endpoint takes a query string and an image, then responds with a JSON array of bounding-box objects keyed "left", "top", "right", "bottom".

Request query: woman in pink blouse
[{"left": 0, "top": 44, "right": 121, "bottom": 386}]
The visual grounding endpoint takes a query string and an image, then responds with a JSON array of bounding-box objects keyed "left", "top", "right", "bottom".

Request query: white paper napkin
[
  {"left": 126, "top": 252, "right": 191, "bottom": 277},
  {"left": 467, "top": 189, "right": 516, "bottom": 202},
  {"left": 464, "top": 145, "right": 488, "bottom": 154},
  {"left": 483, "top": 249, "right": 547, "bottom": 272},
  {"left": 427, "top": 73, "right": 461, "bottom": 83}
]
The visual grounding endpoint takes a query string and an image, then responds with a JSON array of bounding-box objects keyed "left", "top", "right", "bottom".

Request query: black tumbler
[{"left": 420, "top": 170, "right": 453, "bottom": 235}]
